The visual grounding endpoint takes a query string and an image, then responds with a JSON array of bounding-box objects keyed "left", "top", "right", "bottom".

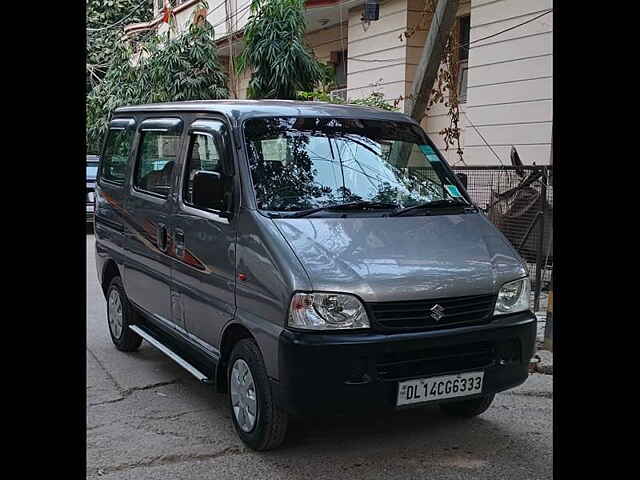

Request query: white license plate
[{"left": 396, "top": 371, "right": 484, "bottom": 406}]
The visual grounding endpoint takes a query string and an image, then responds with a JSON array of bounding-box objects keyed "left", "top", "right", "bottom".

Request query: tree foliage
[
  {"left": 86, "top": 18, "right": 228, "bottom": 153},
  {"left": 297, "top": 88, "right": 398, "bottom": 112},
  {"left": 237, "top": 0, "right": 325, "bottom": 99},
  {"left": 87, "top": 0, "right": 154, "bottom": 92}
]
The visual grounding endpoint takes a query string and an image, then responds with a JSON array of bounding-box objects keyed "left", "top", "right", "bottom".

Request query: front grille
[
  {"left": 376, "top": 341, "right": 497, "bottom": 381},
  {"left": 368, "top": 294, "right": 496, "bottom": 331}
]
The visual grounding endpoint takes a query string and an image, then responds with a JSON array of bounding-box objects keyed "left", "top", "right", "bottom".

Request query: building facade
[{"left": 124, "top": 0, "right": 553, "bottom": 166}]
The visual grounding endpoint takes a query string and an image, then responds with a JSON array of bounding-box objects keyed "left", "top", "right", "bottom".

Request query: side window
[
  {"left": 458, "top": 15, "right": 470, "bottom": 104},
  {"left": 133, "top": 131, "right": 181, "bottom": 197},
  {"left": 100, "top": 129, "right": 134, "bottom": 184},
  {"left": 183, "top": 133, "right": 223, "bottom": 205}
]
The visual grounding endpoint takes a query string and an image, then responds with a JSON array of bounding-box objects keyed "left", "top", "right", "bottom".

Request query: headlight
[
  {"left": 494, "top": 277, "right": 530, "bottom": 315},
  {"left": 288, "top": 292, "right": 370, "bottom": 330}
]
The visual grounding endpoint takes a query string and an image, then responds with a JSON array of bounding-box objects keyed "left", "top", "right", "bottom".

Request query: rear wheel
[
  {"left": 439, "top": 394, "right": 495, "bottom": 418},
  {"left": 228, "top": 339, "right": 288, "bottom": 451},
  {"left": 106, "top": 277, "right": 142, "bottom": 352}
]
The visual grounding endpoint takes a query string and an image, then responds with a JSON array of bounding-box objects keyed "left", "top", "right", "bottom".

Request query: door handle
[
  {"left": 157, "top": 223, "right": 169, "bottom": 252},
  {"left": 174, "top": 227, "right": 185, "bottom": 258}
]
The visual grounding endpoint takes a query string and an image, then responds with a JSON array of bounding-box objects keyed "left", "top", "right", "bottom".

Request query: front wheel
[
  {"left": 228, "top": 339, "right": 288, "bottom": 451},
  {"left": 439, "top": 394, "right": 495, "bottom": 418}
]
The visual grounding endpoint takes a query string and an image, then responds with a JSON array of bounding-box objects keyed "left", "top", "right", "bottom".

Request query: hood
[{"left": 272, "top": 213, "right": 527, "bottom": 303}]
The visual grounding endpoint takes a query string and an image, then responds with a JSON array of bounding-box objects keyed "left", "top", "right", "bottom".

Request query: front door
[
  {"left": 170, "top": 118, "right": 237, "bottom": 354},
  {"left": 123, "top": 117, "right": 184, "bottom": 327}
]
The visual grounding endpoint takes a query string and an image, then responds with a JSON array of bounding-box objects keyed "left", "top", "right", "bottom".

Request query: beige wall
[
  {"left": 462, "top": 0, "right": 553, "bottom": 165},
  {"left": 340, "top": 0, "right": 552, "bottom": 166},
  {"left": 346, "top": 0, "right": 411, "bottom": 107},
  {"left": 306, "top": 22, "right": 348, "bottom": 65},
  {"left": 236, "top": 67, "right": 251, "bottom": 99}
]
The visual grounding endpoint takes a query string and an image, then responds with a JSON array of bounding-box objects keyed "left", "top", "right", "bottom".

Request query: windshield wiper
[
  {"left": 289, "top": 201, "right": 400, "bottom": 218},
  {"left": 389, "top": 199, "right": 473, "bottom": 217}
]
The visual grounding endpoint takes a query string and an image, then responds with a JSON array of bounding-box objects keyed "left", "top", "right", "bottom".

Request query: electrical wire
[
  {"left": 462, "top": 110, "right": 505, "bottom": 166},
  {"left": 459, "top": 9, "right": 552, "bottom": 51},
  {"left": 448, "top": 9, "right": 552, "bottom": 167},
  {"left": 346, "top": 8, "right": 553, "bottom": 63}
]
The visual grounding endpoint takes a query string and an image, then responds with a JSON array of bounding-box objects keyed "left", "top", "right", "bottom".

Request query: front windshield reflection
[{"left": 244, "top": 117, "right": 460, "bottom": 213}]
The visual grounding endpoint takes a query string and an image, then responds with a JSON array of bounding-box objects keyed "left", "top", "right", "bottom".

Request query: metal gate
[{"left": 452, "top": 165, "right": 553, "bottom": 313}]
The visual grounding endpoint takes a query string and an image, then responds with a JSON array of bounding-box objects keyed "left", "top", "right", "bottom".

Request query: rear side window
[
  {"left": 100, "top": 129, "right": 134, "bottom": 184},
  {"left": 133, "top": 131, "right": 181, "bottom": 198}
]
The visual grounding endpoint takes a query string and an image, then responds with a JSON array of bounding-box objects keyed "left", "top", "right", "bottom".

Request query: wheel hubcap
[
  {"left": 108, "top": 289, "right": 124, "bottom": 340},
  {"left": 230, "top": 359, "right": 257, "bottom": 432}
]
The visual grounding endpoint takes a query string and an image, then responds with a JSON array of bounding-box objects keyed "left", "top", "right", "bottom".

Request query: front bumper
[{"left": 275, "top": 311, "right": 536, "bottom": 416}]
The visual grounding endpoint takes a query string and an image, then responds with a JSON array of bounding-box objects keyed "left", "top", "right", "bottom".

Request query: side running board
[{"left": 129, "top": 325, "right": 212, "bottom": 384}]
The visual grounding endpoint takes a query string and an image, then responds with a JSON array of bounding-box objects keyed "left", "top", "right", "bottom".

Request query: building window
[
  {"left": 335, "top": 50, "right": 347, "bottom": 88},
  {"left": 328, "top": 50, "right": 348, "bottom": 101},
  {"left": 458, "top": 15, "right": 470, "bottom": 103},
  {"left": 329, "top": 50, "right": 347, "bottom": 89}
]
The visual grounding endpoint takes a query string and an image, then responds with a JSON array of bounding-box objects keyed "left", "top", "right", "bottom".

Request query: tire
[
  {"left": 106, "top": 276, "right": 143, "bottom": 352},
  {"left": 439, "top": 394, "right": 495, "bottom": 418},
  {"left": 228, "top": 339, "right": 288, "bottom": 451}
]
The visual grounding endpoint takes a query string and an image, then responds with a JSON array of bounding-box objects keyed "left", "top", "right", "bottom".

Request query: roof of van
[{"left": 113, "top": 100, "right": 417, "bottom": 124}]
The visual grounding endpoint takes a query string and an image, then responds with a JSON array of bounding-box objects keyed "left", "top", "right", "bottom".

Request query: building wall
[
  {"left": 341, "top": 0, "right": 552, "bottom": 166},
  {"left": 345, "top": 0, "right": 414, "bottom": 107},
  {"left": 236, "top": 67, "right": 251, "bottom": 99},
  {"left": 156, "top": 0, "right": 252, "bottom": 40},
  {"left": 306, "top": 22, "right": 349, "bottom": 66},
  {"left": 462, "top": 0, "right": 553, "bottom": 165}
]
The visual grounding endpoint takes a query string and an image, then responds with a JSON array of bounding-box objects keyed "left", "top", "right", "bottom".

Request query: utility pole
[
  {"left": 544, "top": 279, "right": 553, "bottom": 351},
  {"left": 405, "top": 0, "right": 460, "bottom": 123},
  {"left": 544, "top": 126, "right": 553, "bottom": 351}
]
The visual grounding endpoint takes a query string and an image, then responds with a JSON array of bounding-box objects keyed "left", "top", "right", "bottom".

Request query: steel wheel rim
[
  {"left": 230, "top": 358, "right": 257, "bottom": 432},
  {"left": 108, "top": 289, "right": 124, "bottom": 340}
]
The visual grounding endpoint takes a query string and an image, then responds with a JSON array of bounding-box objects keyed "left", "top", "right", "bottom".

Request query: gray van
[{"left": 94, "top": 100, "right": 536, "bottom": 451}]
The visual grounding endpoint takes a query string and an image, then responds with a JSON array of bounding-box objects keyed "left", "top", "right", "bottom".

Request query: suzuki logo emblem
[{"left": 430, "top": 304, "right": 445, "bottom": 321}]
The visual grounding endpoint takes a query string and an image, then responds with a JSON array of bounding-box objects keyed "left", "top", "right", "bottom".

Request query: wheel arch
[
  {"left": 101, "top": 259, "right": 121, "bottom": 298},
  {"left": 216, "top": 323, "right": 255, "bottom": 393}
]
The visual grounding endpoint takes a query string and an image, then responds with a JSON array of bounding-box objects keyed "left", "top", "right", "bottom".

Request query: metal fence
[{"left": 452, "top": 165, "right": 553, "bottom": 313}]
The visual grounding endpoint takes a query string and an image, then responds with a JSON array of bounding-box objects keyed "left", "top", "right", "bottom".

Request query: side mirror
[
  {"left": 456, "top": 172, "right": 468, "bottom": 189},
  {"left": 193, "top": 170, "right": 225, "bottom": 212}
]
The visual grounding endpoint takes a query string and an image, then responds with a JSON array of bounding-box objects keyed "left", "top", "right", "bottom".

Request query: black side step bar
[{"left": 129, "top": 325, "right": 213, "bottom": 384}]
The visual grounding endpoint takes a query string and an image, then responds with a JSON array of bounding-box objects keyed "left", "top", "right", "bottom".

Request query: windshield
[{"left": 244, "top": 117, "right": 467, "bottom": 213}]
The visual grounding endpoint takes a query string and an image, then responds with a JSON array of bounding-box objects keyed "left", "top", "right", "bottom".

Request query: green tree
[
  {"left": 142, "top": 22, "right": 228, "bottom": 103},
  {"left": 297, "top": 87, "right": 398, "bottom": 112},
  {"left": 87, "top": 0, "right": 154, "bottom": 93},
  {"left": 237, "top": 0, "right": 324, "bottom": 99},
  {"left": 86, "top": 18, "right": 228, "bottom": 154}
]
